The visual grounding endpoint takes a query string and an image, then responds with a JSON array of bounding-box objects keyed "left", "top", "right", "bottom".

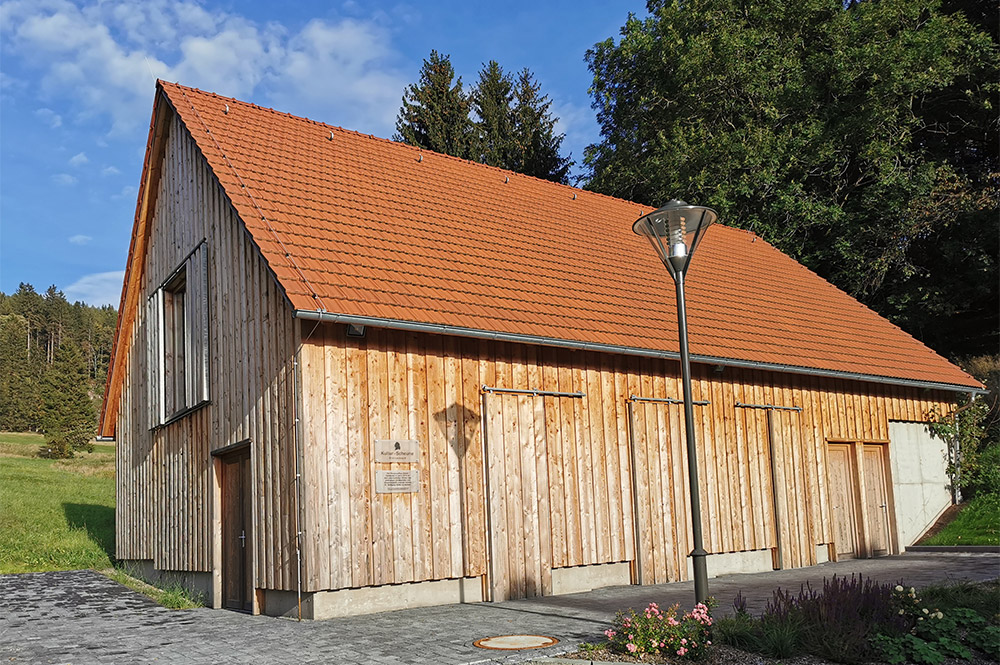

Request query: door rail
[{"left": 481, "top": 385, "right": 584, "bottom": 398}]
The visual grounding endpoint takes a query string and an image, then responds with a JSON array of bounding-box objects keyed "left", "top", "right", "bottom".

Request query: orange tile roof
[{"left": 158, "top": 80, "right": 978, "bottom": 390}]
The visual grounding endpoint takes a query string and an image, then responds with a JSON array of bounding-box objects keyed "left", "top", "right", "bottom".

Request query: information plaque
[
  {"left": 375, "top": 439, "right": 419, "bottom": 463},
  {"left": 375, "top": 469, "right": 420, "bottom": 494}
]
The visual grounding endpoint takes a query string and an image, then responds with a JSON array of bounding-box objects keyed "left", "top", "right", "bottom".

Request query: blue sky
[{"left": 0, "top": 0, "right": 647, "bottom": 307}]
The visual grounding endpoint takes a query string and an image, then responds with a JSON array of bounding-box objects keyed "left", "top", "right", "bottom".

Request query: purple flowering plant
[{"left": 603, "top": 600, "right": 715, "bottom": 659}]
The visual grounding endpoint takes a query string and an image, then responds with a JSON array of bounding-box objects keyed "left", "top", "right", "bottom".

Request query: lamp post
[{"left": 633, "top": 199, "right": 718, "bottom": 605}]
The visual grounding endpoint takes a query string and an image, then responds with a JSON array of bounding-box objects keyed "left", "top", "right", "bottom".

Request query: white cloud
[
  {"left": 69, "top": 151, "right": 88, "bottom": 166},
  {"left": 68, "top": 234, "right": 92, "bottom": 245},
  {"left": 1, "top": 0, "right": 408, "bottom": 138},
  {"left": 52, "top": 172, "right": 77, "bottom": 185},
  {"left": 265, "top": 18, "right": 407, "bottom": 133},
  {"left": 101, "top": 165, "right": 120, "bottom": 176},
  {"left": 35, "top": 106, "right": 62, "bottom": 127},
  {"left": 111, "top": 184, "right": 136, "bottom": 200},
  {"left": 63, "top": 270, "right": 125, "bottom": 306}
]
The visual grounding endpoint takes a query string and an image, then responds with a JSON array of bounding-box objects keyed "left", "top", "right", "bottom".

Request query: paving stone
[{"left": 0, "top": 553, "right": 996, "bottom": 664}]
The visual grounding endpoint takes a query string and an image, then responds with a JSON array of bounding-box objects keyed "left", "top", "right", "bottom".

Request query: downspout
[{"left": 292, "top": 343, "right": 305, "bottom": 621}]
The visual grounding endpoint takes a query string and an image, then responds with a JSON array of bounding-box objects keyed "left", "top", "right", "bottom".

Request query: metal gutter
[{"left": 293, "top": 310, "right": 985, "bottom": 396}]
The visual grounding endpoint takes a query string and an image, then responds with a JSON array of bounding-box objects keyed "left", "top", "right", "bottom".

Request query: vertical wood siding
[
  {"left": 298, "top": 323, "right": 953, "bottom": 596},
  {"left": 115, "top": 112, "right": 957, "bottom": 595},
  {"left": 115, "top": 111, "right": 299, "bottom": 589}
]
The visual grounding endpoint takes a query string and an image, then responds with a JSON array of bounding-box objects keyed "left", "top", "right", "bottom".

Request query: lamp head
[{"left": 633, "top": 199, "right": 718, "bottom": 278}]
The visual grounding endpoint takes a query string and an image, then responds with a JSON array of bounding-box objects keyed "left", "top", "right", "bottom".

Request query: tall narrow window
[
  {"left": 148, "top": 242, "right": 209, "bottom": 427},
  {"left": 163, "top": 268, "right": 187, "bottom": 415}
]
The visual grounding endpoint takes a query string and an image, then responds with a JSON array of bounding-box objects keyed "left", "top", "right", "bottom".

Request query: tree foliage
[
  {"left": 40, "top": 340, "right": 96, "bottom": 458},
  {"left": 585, "top": 0, "right": 998, "bottom": 357},
  {"left": 0, "top": 283, "right": 115, "bottom": 452},
  {"left": 509, "top": 69, "right": 572, "bottom": 184},
  {"left": 397, "top": 53, "right": 572, "bottom": 183},
  {"left": 394, "top": 50, "right": 475, "bottom": 160},
  {"left": 471, "top": 60, "right": 515, "bottom": 169}
]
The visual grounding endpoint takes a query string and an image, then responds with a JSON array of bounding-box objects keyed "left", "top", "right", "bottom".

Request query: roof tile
[{"left": 159, "top": 81, "right": 978, "bottom": 389}]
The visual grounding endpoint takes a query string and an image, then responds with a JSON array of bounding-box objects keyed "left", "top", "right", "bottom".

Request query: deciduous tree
[{"left": 585, "top": 0, "right": 997, "bottom": 356}]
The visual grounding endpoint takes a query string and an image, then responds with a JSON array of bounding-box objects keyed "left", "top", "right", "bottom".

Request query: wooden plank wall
[
  {"left": 114, "top": 110, "right": 957, "bottom": 593},
  {"left": 115, "top": 111, "right": 299, "bottom": 590},
  {"left": 300, "top": 323, "right": 954, "bottom": 594}
]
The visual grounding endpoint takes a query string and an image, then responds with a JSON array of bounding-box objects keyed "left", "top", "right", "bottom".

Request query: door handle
[{"left": 239, "top": 530, "right": 246, "bottom": 548}]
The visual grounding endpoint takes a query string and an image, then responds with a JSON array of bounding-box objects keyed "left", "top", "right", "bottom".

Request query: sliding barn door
[
  {"left": 628, "top": 400, "right": 688, "bottom": 584},
  {"left": 484, "top": 392, "right": 553, "bottom": 601}
]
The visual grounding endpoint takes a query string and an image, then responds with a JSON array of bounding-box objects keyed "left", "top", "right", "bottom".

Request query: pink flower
[
  {"left": 677, "top": 647, "right": 688, "bottom": 656},
  {"left": 681, "top": 638, "right": 687, "bottom": 645},
  {"left": 627, "top": 643, "right": 637, "bottom": 653},
  {"left": 604, "top": 629, "right": 616, "bottom": 639}
]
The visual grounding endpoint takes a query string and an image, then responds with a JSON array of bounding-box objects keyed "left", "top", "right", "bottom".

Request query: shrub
[
  {"left": 872, "top": 584, "right": 1000, "bottom": 664},
  {"left": 604, "top": 601, "right": 714, "bottom": 659},
  {"left": 716, "top": 576, "right": 905, "bottom": 663},
  {"left": 919, "top": 579, "right": 1000, "bottom": 623}
]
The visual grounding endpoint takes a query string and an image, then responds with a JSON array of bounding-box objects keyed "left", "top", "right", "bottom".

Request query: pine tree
[
  {"left": 40, "top": 340, "right": 96, "bottom": 458},
  {"left": 394, "top": 50, "right": 475, "bottom": 159},
  {"left": 510, "top": 69, "right": 572, "bottom": 184},
  {"left": 471, "top": 61, "right": 515, "bottom": 168}
]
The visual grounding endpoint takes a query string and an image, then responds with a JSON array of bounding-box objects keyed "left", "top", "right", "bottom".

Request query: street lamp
[{"left": 633, "top": 199, "right": 718, "bottom": 604}]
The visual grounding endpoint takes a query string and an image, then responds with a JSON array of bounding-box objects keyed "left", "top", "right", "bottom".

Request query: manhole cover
[{"left": 473, "top": 634, "right": 559, "bottom": 650}]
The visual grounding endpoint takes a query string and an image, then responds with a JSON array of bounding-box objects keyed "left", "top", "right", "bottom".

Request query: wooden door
[
  {"left": 863, "top": 445, "right": 891, "bottom": 556},
  {"left": 827, "top": 444, "right": 859, "bottom": 559},
  {"left": 484, "top": 393, "right": 552, "bottom": 602},
  {"left": 629, "top": 400, "right": 686, "bottom": 585},
  {"left": 222, "top": 447, "right": 252, "bottom": 611}
]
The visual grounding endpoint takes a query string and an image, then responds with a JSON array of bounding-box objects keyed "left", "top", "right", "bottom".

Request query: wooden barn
[{"left": 100, "top": 81, "right": 982, "bottom": 618}]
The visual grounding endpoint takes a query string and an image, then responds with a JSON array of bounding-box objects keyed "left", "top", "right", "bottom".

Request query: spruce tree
[
  {"left": 39, "top": 340, "right": 96, "bottom": 458},
  {"left": 471, "top": 61, "right": 515, "bottom": 168},
  {"left": 394, "top": 50, "right": 475, "bottom": 159},
  {"left": 511, "top": 69, "right": 572, "bottom": 184},
  {"left": 0, "top": 314, "right": 41, "bottom": 430}
]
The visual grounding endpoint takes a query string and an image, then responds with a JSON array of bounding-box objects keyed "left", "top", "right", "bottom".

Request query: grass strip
[{"left": 101, "top": 567, "right": 204, "bottom": 609}]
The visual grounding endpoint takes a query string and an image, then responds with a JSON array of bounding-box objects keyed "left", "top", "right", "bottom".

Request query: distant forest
[{"left": 0, "top": 283, "right": 117, "bottom": 448}]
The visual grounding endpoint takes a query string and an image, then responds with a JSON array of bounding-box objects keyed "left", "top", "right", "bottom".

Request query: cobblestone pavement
[{"left": 1, "top": 553, "right": 996, "bottom": 664}]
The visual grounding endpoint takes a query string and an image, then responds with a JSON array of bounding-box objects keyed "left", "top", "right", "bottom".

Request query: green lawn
[
  {"left": 921, "top": 494, "right": 1000, "bottom": 546},
  {"left": 0, "top": 431, "right": 116, "bottom": 573}
]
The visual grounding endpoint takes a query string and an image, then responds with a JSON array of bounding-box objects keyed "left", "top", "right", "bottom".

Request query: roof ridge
[{"left": 157, "top": 80, "right": 655, "bottom": 214}]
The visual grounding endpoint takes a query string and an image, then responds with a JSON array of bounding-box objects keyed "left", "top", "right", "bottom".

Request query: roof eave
[{"left": 294, "top": 309, "right": 985, "bottom": 396}]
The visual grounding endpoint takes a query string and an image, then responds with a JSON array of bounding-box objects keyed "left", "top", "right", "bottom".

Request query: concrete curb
[
  {"left": 526, "top": 659, "right": 612, "bottom": 665},
  {"left": 905, "top": 545, "right": 1000, "bottom": 553}
]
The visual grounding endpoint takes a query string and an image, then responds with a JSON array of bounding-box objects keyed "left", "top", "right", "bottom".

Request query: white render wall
[{"left": 888, "top": 422, "right": 952, "bottom": 547}]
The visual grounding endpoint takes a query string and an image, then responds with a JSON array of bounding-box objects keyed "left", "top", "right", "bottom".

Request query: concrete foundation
[
  {"left": 118, "top": 559, "right": 213, "bottom": 606},
  {"left": 263, "top": 576, "right": 485, "bottom": 620},
  {"left": 551, "top": 561, "right": 631, "bottom": 595},
  {"left": 679, "top": 549, "right": 776, "bottom": 580}
]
